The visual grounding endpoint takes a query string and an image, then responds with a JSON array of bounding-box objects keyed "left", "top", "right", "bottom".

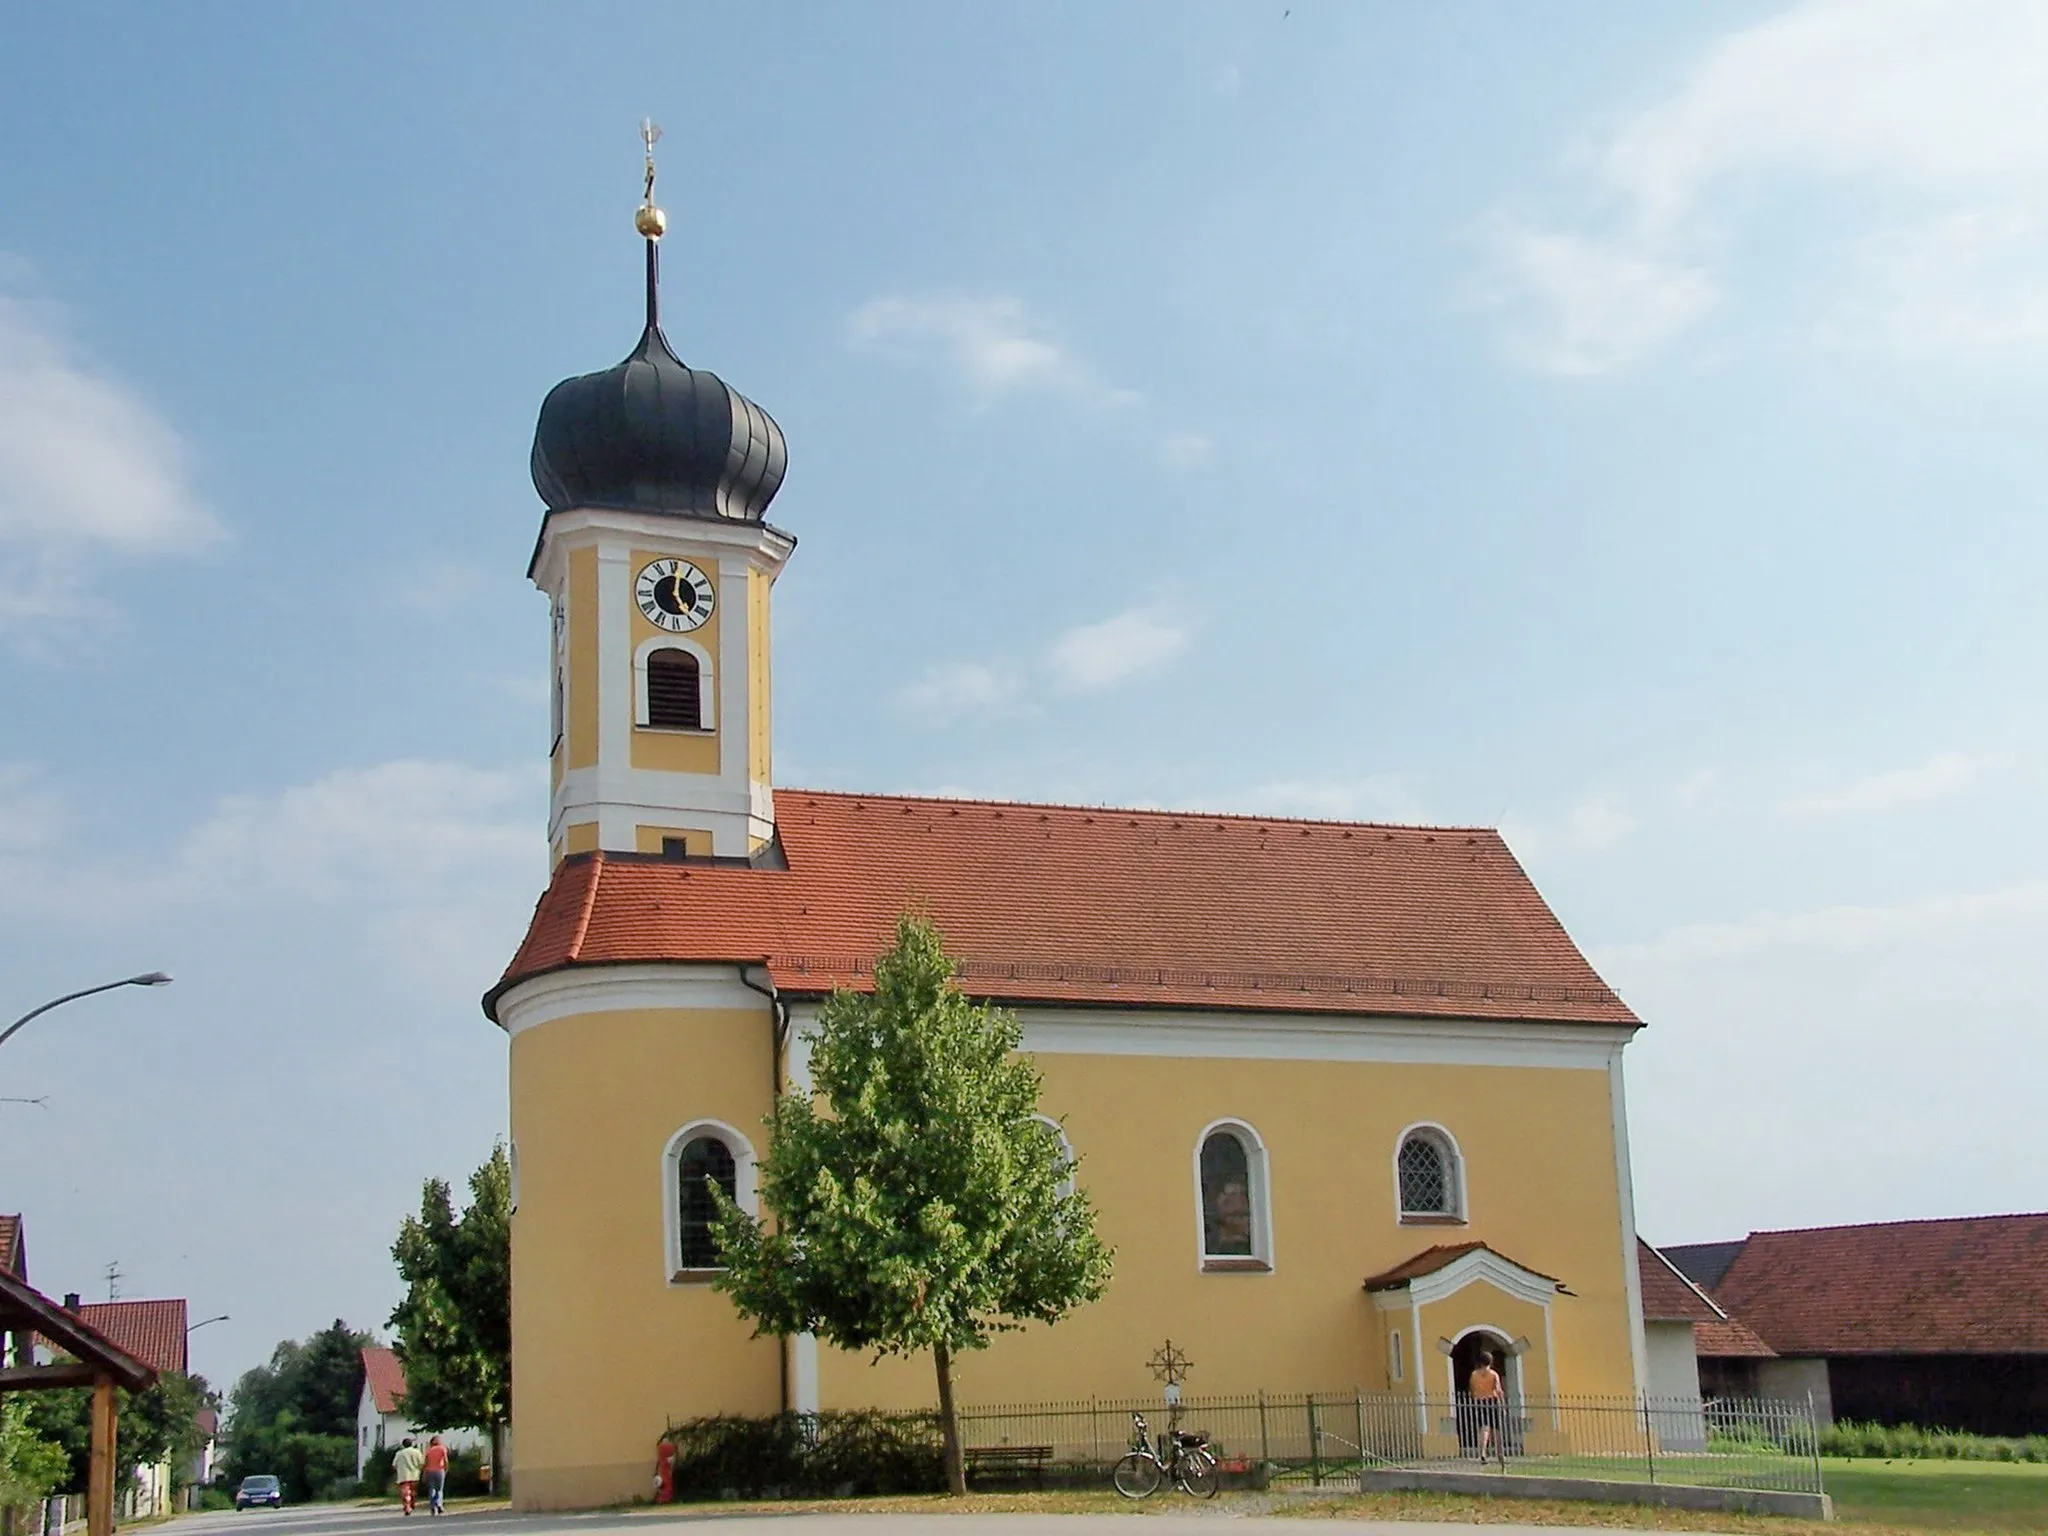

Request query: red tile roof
[
  {"left": 1694, "top": 1317, "right": 1777, "bottom": 1359},
  {"left": 1713, "top": 1213, "right": 2048, "bottom": 1357},
  {"left": 1361, "top": 1241, "right": 1564, "bottom": 1292},
  {"left": 490, "top": 792, "right": 1638, "bottom": 1027},
  {"left": 1638, "top": 1239, "right": 1724, "bottom": 1323},
  {"left": 0, "top": 1215, "right": 21, "bottom": 1281},
  {"left": 74, "top": 1299, "right": 186, "bottom": 1375},
  {"left": 362, "top": 1345, "right": 407, "bottom": 1415}
]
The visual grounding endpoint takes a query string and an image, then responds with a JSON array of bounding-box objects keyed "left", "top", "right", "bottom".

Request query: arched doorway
[{"left": 1449, "top": 1328, "right": 1517, "bottom": 1455}]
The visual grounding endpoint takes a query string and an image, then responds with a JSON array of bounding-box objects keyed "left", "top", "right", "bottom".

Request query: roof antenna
[{"left": 635, "top": 118, "right": 667, "bottom": 333}]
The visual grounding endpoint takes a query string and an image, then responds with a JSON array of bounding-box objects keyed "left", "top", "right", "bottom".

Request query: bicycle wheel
[
  {"left": 1175, "top": 1450, "right": 1219, "bottom": 1500},
  {"left": 1113, "top": 1452, "right": 1163, "bottom": 1499}
]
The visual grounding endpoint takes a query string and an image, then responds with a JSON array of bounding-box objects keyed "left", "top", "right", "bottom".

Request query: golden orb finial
[{"left": 637, "top": 117, "right": 666, "bottom": 241}]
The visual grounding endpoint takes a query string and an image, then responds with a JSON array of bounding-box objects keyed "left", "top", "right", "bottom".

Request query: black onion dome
[{"left": 531, "top": 289, "right": 786, "bottom": 522}]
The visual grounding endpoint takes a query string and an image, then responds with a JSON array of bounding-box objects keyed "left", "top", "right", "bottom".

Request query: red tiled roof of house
[
  {"left": 1638, "top": 1239, "right": 1724, "bottom": 1323},
  {"left": 1713, "top": 1213, "right": 2048, "bottom": 1356},
  {"left": 489, "top": 792, "right": 1639, "bottom": 1028},
  {"left": 75, "top": 1299, "right": 186, "bottom": 1375},
  {"left": 362, "top": 1345, "right": 407, "bottom": 1415},
  {"left": 0, "top": 1215, "right": 21, "bottom": 1280},
  {"left": 1361, "top": 1242, "right": 1564, "bottom": 1292},
  {"left": 1694, "top": 1317, "right": 1777, "bottom": 1359}
]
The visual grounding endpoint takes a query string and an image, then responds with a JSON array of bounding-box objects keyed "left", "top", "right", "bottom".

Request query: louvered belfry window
[{"left": 646, "top": 648, "right": 701, "bottom": 729}]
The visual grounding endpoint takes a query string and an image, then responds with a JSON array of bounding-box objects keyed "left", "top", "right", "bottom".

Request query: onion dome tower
[{"left": 529, "top": 123, "right": 795, "bottom": 865}]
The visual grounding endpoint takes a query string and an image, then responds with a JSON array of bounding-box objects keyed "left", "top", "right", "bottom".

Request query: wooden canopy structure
[{"left": 0, "top": 1268, "right": 158, "bottom": 1536}]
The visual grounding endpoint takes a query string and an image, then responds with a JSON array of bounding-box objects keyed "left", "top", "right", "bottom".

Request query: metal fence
[{"left": 953, "top": 1390, "right": 1824, "bottom": 1496}]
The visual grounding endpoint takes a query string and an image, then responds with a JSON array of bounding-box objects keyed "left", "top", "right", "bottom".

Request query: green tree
[
  {"left": 389, "top": 1145, "right": 511, "bottom": 1468},
  {"left": 710, "top": 914, "right": 1113, "bottom": 1494},
  {"left": 216, "top": 1323, "right": 370, "bottom": 1501},
  {"left": 0, "top": 1397, "right": 70, "bottom": 1517}
]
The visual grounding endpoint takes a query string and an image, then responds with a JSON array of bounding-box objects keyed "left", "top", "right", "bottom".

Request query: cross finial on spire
[{"left": 635, "top": 118, "right": 668, "bottom": 331}]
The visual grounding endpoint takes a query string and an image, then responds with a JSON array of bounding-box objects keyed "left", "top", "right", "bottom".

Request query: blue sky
[{"left": 3, "top": 1, "right": 2044, "bottom": 1394}]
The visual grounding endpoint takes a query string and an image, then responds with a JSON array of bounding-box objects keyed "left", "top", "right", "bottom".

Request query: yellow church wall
[
  {"left": 628, "top": 548, "right": 722, "bottom": 777},
  {"left": 812, "top": 1050, "right": 1635, "bottom": 1412},
  {"left": 509, "top": 1005, "right": 782, "bottom": 1509},
  {"left": 562, "top": 822, "right": 599, "bottom": 857},
  {"left": 565, "top": 548, "right": 599, "bottom": 771},
  {"left": 634, "top": 824, "right": 716, "bottom": 857},
  {"left": 747, "top": 568, "right": 771, "bottom": 788}
]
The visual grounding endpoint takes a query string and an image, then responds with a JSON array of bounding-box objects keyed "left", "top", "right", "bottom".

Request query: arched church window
[
  {"left": 1396, "top": 1125, "right": 1464, "bottom": 1220},
  {"left": 675, "top": 1134, "right": 736, "bottom": 1269},
  {"left": 646, "top": 648, "right": 702, "bottom": 730},
  {"left": 1196, "top": 1121, "right": 1271, "bottom": 1269}
]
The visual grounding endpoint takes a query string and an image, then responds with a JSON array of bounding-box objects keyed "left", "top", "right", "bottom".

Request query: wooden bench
[{"left": 964, "top": 1444, "right": 1053, "bottom": 1488}]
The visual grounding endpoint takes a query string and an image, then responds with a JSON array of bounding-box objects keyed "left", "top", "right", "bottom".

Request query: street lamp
[
  {"left": 187, "top": 1315, "right": 229, "bottom": 1333},
  {"left": 0, "top": 973, "right": 172, "bottom": 1051}
]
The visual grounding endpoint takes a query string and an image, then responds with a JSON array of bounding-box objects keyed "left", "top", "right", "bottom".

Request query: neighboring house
[
  {"left": 489, "top": 205, "right": 1654, "bottom": 1509},
  {"left": 1666, "top": 1213, "right": 2048, "bottom": 1434},
  {"left": 70, "top": 1297, "right": 188, "bottom": 1519},
  {"left": 356, "top": 1346, "right": 485, "bottom": 1478},
  {"left": 1638, "top": 1238, "right": 1719, "bottom": 1402}
]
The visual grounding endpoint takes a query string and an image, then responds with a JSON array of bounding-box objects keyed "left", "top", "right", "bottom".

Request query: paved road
[{"left": 173, "top": 1501, "right": 1735, "bottom": 1536}]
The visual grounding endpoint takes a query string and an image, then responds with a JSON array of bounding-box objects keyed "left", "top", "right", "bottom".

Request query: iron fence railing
[{"left": 952, "top": 1390, "right": 1824, "bottom": 1495}]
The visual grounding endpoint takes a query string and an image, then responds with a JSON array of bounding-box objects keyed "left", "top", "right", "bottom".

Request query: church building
[{"left": 487, "top": 159, "right": 1649, "bottom": 1510}]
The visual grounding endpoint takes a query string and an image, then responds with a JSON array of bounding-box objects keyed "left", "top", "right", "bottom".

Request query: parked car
[{"left": 234, "top": 1476, "right": 283, "bottom": 1510}]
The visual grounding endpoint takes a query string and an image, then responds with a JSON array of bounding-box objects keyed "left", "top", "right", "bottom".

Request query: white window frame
[
  {"left": 1191, "top": 1117, "right": 1274, "bottom": 1273},
  {"left": 634, "top": 635, "right": 716, "bottom": 732},
  {"left": 1393, "top": 1121, "right": 1467, "bottom": 1224},
  {"left": 1033, "top": 1114, "right": 1078, "bottom": 1200},
  {"left": 663, "top": 1118, "right": 757, "bottom": 1283}
]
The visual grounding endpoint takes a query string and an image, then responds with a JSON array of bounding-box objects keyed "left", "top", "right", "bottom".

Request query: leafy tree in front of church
[
  {"left": 389, "top": 1144, "right": 512, "bottom": 1474},
  {"left": 216, "top": 1321, "right": 368, "bottom": 1500},
  {"left": 710, "top": 914, "right": 1114, "bottom": 1496}
]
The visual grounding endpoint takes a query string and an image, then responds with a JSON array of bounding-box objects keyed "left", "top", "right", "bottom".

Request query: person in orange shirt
[
  {"left": 1468, "top": 1351, "right": 1507, "bottom": 1468},
  {"left": 422, "top": 1436, "right": 450, "bottom": 1516}
]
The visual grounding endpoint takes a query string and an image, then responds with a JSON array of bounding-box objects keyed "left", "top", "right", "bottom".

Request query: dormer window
[{"left": 645, "top": 648, "right": 702, "bottom": 730}]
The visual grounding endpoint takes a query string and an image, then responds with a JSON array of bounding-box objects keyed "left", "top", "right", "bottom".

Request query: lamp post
[
  {"left": 0, "top": 973, "right": 172, "bottom": 1051},
  {"left": 188, "top": 1314, "right": 229, "bottom": 1334}
]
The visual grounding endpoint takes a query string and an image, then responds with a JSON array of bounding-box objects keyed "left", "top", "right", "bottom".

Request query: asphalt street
[{"left": 173, "top": 1500, "right": 1732, "bottom": 1536}]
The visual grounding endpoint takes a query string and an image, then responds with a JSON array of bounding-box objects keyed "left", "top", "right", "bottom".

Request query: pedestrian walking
[
  {"left": 1469, "top": 1351, "right": 1507, "bottom": 1469},
  {"left": 423, "top": 1435, "right": 450, "bottom": 1516},
  {"left": 393, "top": 1437, "right": 425, "bottom": 1515}
]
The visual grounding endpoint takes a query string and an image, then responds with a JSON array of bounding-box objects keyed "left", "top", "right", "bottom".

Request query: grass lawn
[
  {"left": 607, "top": 1460, "right": 2047, "bottom": 1535},
  {"left": 1820, "top": 1457, "right": 2048, "bottom": 1532}
]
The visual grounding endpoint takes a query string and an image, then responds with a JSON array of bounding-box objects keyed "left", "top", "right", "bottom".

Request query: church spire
[{"left": 635, "top": 117, "right": 666, "bottom": 333}]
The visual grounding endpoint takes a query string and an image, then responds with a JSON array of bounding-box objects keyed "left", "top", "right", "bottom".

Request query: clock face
[{"left": 634, "top": 558, "right": 714, "bottom": 632}]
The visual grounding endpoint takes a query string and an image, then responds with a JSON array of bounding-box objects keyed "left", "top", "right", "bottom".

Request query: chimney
[{"left": 63, "top": 1292, "right": 80, "bottom": 1309}]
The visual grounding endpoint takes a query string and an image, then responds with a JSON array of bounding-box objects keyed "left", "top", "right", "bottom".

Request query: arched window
[
  {"left": 664, "top": 1119, "right": 756, "bottom": 1280},
  {"left": 1194, "top": 1120, "right": 1271, "bottom": 1270},
  {"left": 675, "top": 1135, "right": 735, "bottom": 1269},
  {"left": 1033, "top": 1115, "right": 1077, "bottom": 1201},
  {"left": 1396, "top": 1124, "right": 1464, "bottom": 1221},
  {"left": 646, "top": 648, "right": 702, "bottom": 730}
]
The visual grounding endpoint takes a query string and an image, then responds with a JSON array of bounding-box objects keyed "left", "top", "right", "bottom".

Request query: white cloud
[
  {"left": 1156, "top": 429, "right": 1217, "bottom": 472},
  {"left": 1599, "top": 880, "right": 2048, "bottom": 970},
  {"left": 1486, "top": 222, "right": 1717, "bottom": 376},
  {"left": 895, "top": 661, "right": 1016, "bottom": 715},
  {"left": 845, "top": 293, "right": 1139, "bottom": 409},
  {"left": 1503, "top": 791, "right": 1638, "bottom": 861},
  {"left": 1486, "top": 0, "right": 2048, "bottom": 371},
  {"left": 0, "top": 284, "right": 221, "bottom": 627},
  {"left": 1778, "top": 751, "right": 1984, "bottom": 817},
  {"left": 1045, "top": 605, "right": 1188, "bottom": 693},
  {"left": 0, "top": 761, "right": 543, "bottom": 999}
]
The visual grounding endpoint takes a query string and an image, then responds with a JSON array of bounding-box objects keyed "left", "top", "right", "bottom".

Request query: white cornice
[
  {"left": 495, "top": 964, "right": 770, "bottom": 1036},
  {"left": 531, "top": 510, "right": 793, "bottom": 590},
  {"left": 1370, "top": 1246, "right": 1561, "bottom": 1310}
]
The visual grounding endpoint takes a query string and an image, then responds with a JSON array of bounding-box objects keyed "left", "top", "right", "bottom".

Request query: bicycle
[{"left": 1112, "top": 1410, "right": 1219, "bottom": 1499}]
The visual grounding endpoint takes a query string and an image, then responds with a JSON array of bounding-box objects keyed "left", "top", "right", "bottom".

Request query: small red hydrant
[{"left": 654, "top": 1437, "right": 678, "bottom": 1503}]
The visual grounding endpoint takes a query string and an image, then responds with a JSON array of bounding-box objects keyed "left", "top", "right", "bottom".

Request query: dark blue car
[{"left": 234, "top": 1475, "right": 282, "bottom": 1509}]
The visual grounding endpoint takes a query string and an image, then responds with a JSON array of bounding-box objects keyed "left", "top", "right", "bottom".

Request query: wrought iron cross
[
  {"left": 1147, "top": 1338, "right": 1194, "bottom": 1388},
  {"left": 640, "top": 117, "right": 663, "bottom": 204}
]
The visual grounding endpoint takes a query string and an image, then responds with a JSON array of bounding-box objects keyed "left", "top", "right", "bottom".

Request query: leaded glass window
[
  {"left": 676, "top": 1134, "right": 737, "bottom": 1269},
  {"left": 1398, "top": 1133, "right": 1454, "bottom": 1215},
  {"left": 1200, "top": 1131, "right": 1255, "bottom": 1256}
]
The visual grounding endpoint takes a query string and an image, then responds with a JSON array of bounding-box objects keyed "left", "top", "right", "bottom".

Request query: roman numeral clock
[{"left": 634, "top": 558, "right": 715, "bottom": 632}]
